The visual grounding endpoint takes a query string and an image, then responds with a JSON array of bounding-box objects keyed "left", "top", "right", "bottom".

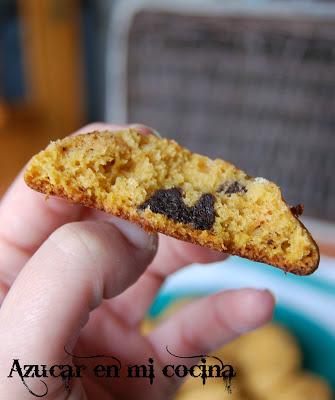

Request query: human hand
[{"left": 0, "top": 124, "right": 275, "bottom": 399}]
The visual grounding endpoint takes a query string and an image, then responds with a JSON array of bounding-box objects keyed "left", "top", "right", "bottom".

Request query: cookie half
[{"left": 24, "top": 129, "right": 319, "bottom": 274}]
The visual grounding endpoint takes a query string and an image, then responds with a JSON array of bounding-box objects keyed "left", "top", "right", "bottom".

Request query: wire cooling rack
[{"left": 107, "top": 3, "right": 335, "bottom": 220}]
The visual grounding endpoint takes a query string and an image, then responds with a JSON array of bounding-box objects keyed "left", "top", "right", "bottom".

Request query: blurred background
[{"left": 1, "top": 0, "right": 335, "bottom": 397}]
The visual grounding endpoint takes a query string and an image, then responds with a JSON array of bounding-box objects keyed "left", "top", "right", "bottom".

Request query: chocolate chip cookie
[{"left": 24, "top": 128, "right": 319, "bottom": 274}]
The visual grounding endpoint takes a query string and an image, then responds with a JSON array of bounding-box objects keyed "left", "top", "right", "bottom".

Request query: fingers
[
  {"left": 73, "top": 122, "right": 154, "bottom": 136},
  {"left": 73, "top": 122, "right": 127, "bottom": 135},
  {"left": 110, "top": 235, "right": 228, "bottom": 326},
  {"left": 0, "top": 171, "right": 83, "bottom": 288},
  {"left": 152, "top": 236, "right": 228, "bottom": 273},
  {"left": 148, "top": 289, "right": 275, "bottom": 368},
  {"left": 0, "top": 123, "right": 153, "bottom": 290},
  {"left": 0, "top": 219, "right": 157, "bottom": 399}
]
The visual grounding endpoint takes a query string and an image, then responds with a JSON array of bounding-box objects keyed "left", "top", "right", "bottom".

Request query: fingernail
[
  {"left": 111, "top": 217, "right": 157, "bottom": 251},
  {"left": 129, "top": 124, "right": 162, "bottom": 138},
  {"left": 258, "top": 288, "right": 274, "bottom": 296},
  {"left": 147, "top": 127, "right": 162, "bottom": 138}
]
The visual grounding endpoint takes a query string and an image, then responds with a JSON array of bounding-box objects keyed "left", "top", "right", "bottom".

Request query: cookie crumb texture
[{"left": 24, "top": 129, "right": 319, "bottom": 274}]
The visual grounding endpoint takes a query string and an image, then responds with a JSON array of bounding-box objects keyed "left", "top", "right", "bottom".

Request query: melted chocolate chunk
[
  {"left": 138, "top": 188, "right": 215, "bottom": 230},
  {"left": 191, "top": 193, "right": 216, "bottom": 230},
  {"left": 217, "top": 181, "right": 247, "bottom": 195},
  {"left": 290, "top": 204, "right": 304, "bottom": 217}
]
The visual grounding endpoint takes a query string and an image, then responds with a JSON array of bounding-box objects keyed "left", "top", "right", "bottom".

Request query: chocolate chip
[
  {"left": 192, "top": 193, "right": 216, "bottom": 230},
  {"left": 290, "top": 204, "right": 304, "bottom": 217},
  {"left": 217, "top": 181, "right": 247, "bottom": 195},
  {"left": 138, "top": 188, "right": 188, "bottom": 223},
  {"left": 138, "top": 188, "right": 215, "bottom": 230}
]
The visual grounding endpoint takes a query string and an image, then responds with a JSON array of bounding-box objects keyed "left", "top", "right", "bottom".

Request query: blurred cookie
[
  {"left": 177, "top": 371, "right": 242, "bottom": 395},
  {"left": 175, "top": 379, "right": 245, "bottom": 400},
  {"left": 228, "top": 324, "right": 302, "bottom": 398},
  {"left": 265, "top": 372, "right": 333, "bottom": 400}
]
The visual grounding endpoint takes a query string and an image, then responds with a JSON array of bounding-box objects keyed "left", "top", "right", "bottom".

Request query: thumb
[{"left": 0, "top": 219, "right": 157, "bottom": 399}]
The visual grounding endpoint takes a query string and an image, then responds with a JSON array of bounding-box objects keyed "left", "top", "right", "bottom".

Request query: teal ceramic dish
[{"left": 148, "top": 256, "right": 335, "bottom": 391}]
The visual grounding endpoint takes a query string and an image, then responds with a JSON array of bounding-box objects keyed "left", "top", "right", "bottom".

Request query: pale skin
[{"left": 0, "top": 124, "right": 275, "bottom": 399}]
